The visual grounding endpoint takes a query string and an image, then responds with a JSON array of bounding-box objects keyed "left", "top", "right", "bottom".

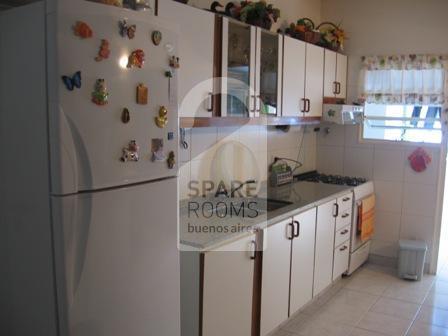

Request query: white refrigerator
[{"left": 0, "top": 1, "right": 180, "bottom": 335}]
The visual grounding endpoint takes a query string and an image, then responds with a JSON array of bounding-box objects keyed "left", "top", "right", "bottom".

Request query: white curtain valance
[{"left": 360, "top": 55, "right": 448, "bottom": 105}]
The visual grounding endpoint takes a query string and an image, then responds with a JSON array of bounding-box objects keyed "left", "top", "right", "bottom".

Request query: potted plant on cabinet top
[{"left": 239, "top": 1, "right": 280, "bottom": 30}]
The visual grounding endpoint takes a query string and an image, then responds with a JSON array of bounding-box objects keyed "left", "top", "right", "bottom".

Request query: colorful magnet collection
[
  {"left": 121, "top": 140, "right": 140, "bottom": 162},
  {"left": 95, "top": 39, "right": 111, "bottom": 61},
  {"left": 119, "top": 19, "right": 136, "bottom": 39},
  {"left": 136, "top": 83, "right": 148, "bottom": 105},
  {"left": 127, "top": 49, "right": 145, "bottom": 68},
  {"left": 155, "top": 106, "right": 168, "bottom": 128},
  {"left": 151, "top": 30, "right": 162, "bottom": 46},
  {"left": 91, "top": 79, "right": 109, "bottom": 106},
  {"left": 65, "top": 19, "right": 175, "bottom": 165},
  {"left": 73, "top": 21, "right": 93, "bottom": 39}
]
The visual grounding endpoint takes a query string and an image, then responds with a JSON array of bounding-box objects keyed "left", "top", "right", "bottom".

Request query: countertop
[{"left": 179, "top": 181, "right": 354, "bottom": 252}]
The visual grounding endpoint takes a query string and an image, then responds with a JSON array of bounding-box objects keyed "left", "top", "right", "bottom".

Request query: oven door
[{"left": 350, "top": 196, "right": 373, "bottom": 252}]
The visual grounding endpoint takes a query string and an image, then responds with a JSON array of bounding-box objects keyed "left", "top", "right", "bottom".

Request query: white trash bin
[{"left": 398, "top": 240, "right": 427, "bottom": 281}]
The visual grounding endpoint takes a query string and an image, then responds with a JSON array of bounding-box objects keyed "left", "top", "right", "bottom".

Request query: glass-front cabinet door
[
  {"left": 258, "top": 31, "right": 282, "bottom": 116},
  {"left": 221, "top": 18, "right": 256, "bottom": 117}
]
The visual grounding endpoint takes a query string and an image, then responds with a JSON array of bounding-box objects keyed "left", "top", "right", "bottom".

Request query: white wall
[
  {"left": 186, "top": 0, "right": 321, "bottom": 31},
  {"left": 319, "top": 0, "right": 448, "bottom": 264},
  {"left": 179, "top": 125, "right": 317, "bottom": 200}
]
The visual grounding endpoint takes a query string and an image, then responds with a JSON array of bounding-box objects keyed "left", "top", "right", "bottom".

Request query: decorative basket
[
  {"left": 316, "top": 21, "right": 344, "bottom": 52},
  {"left": 285, "top": 18, "right": 321, "bottom": 44}
]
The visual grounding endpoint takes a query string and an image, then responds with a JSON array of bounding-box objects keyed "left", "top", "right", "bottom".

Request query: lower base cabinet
[
  {"left": 289, "top": 208, "right": 317, "bottom": 315},
  {"left": 260, "top": 220, "right": 291, "bottom": 336},
  {"left": 333, "top": 242, "right": 350, "bottom": 281},
  {"left": 260, "top": 208, "right": 317, "bottom": 336},
  {"left": 202, "top": 234, "right": 257, "bottom": 336}
]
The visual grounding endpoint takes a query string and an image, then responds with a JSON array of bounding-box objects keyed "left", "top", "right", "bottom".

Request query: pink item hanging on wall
[{"left": 408, "top": 147, "right": 432, "bottom": 172}]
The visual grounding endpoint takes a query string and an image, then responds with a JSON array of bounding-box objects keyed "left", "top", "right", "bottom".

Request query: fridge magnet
[
  {"left": 73, "top": 21, "right": 93, "bottom": 39},
  {"left": 167, "top": 132, "right": 174, "bottom": 141},
  {"left": 165, "top": 70, "right": 173, "bottom": 99},
  {"left": 121, "top": 140, "right": 140, "bottom": 162},
  {"left": 169, "top": 56, "right": 180, "bottom": 69},
  {"left": 167, "top": 151, "right": 175, "bottom": 169},
  {"left": 151, "top": 138, "right": 166, "bottom": 162},
  {"left": 61, "top": 71, "right": 82, "bottom": 91},
  {"left": 151, "top": 30, "right": 162, "bottom": 46},
  {"left": 95, "top": 39, "right": 110, "bottom": 62},
  {"left": 127, "top": 49, "right": 145, "bottom": 68},
  {"left": 119, "top": 19, "right": 136, "bottom": 39},
  {"left": 408, "top": 147, "right": 432, "bottom": 173},
  {"left": 155, "top": 106, "right": 168, "bottom": 128},
  {"left": 121, "top": 108, "right": 131, "bottom": 124},
  {"left": 136, "top": 83, "right": 148, "bottom": 105},
  {"left": 91, "top": 79, "right": 109, "bottom": 106}
]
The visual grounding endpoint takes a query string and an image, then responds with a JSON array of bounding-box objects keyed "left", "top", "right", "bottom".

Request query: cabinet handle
[
  {"left": 343, "top": 197, "right": 351, "bottom": 202},
  {"left": 206, "top": 92, "right": 214, "bottom": 112},
  {"left": 339, "top": 245, "right": 348, "bottom": 252},
  {"left": 294, "top": 220, "right": 300, "bottom": 238},
  {"left": 342, "top": 213, "right": 350, "bottom": 218},
  {"left": 333, "top": 81, "right": 338, "bottom": 95},
  {"left": 256, "top": 95, "right": 261, "bottom": 112},
  {"left": 306, "top": 99, "right": 311, "bottom": 113},
  {"left": 250, "top": 240, "right": 257, "bottom": 260},
  {"left": 333, "top": 203, "right": 339, "bottom": 218},
  {"left": 300, "top": 98, "right": 306, "bottom": 113},
  {"left": 337, "top": 82, "right": 342, "bottom": 94},
  {"left": 288, "top": 223, "right": 295, "bottom": 240},
  {"left": 341, "top": 229, "right": 349, "bottom": 235}
]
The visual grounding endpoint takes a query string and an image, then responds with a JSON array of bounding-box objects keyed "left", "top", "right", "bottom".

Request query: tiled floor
[{"left": 272, "top": 262, "right": 448, "bottom": 336}]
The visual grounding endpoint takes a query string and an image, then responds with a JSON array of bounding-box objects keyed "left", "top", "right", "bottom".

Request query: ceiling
[{"left": 0, "top": 0, "right": 39, "bottom": 10}]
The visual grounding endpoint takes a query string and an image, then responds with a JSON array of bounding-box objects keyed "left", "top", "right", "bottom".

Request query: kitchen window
[{"left": 360, "top": 55, "right": 447, "bottom": 144}]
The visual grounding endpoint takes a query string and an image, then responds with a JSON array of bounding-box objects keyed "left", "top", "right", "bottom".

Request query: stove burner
[{"left": 300, "top": 172, "right": 367, "bottom": 187}]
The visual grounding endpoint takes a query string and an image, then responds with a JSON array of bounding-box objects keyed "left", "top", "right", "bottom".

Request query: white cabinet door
[
  {"left": 324, "top": 49, "right": 337, "bottom": 97},
  {"left": 282, "top": 36, "right": 306, "bottom": 116},
  {"left": 304, "top": 44, "right": 324, "bottom": 117},
  {"left": 260, "top": 221, "right": 292, "bottom": 336},
  {"left": 202, "top": 234, "right": 256, "bottom": 336},
  {"left": 290, "top": 208, "right": 317, "bottom": 315},
  {"left": 336, "top": 53, "right": 348, "bottom": 99},
  {"left": 313, "top": 200, "right": 336, "bottom": 296},
  {"left": 158, "top": 1, "right": 215, "bottom": 117}
]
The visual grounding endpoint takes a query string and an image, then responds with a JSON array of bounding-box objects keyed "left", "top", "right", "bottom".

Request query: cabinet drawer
[
  {"left": 333, "top": 241, "right": 349, "bottom": 281},
  {"left": 335, "top": 225, "right": 351, "bottom": 248},
  {"left": 335, "top": 209, "right": 351, "bottom": 231},
  {"left": 337, "top": 193, "right": 353, "bottom": 212}
]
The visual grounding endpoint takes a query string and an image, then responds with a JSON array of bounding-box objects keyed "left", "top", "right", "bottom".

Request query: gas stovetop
[{"left": 296, "top": 171, "right": 368, "bottom": 187}]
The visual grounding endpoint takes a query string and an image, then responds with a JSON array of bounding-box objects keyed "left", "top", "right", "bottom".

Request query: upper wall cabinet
[
  {"left": 221, "top": 17, "right": 282, "bottom": 117},
  {"left": 282, "top": 36, "right": 324, "bottom": 117},
  {"left": 158, "top": 1, "right": 215, "bottom": 117},
  {"left": 324, "top": 50, "right": 348, "bottom": 99}
]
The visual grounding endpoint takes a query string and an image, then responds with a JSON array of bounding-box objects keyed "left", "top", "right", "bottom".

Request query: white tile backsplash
[
  {"left": 373, "top": 149, "right": 405, "bottom": 182},
  {"left": 402, "top": 183, "right": 438, "bottom": 217},
  {"left": 190, "top": 127, "right": 217, "bottom": 161},
  {"left": 373, "top": 180, "right": 403, "bottom": 213},
  {"left": 373, "top": 210, "right": 401, "bottom": 242},
  {"left": 317, "top": 145, "right": 344, "bottom": 175},
  {"left": 343, "top": 146, "right": 374, "bottom": 179}
]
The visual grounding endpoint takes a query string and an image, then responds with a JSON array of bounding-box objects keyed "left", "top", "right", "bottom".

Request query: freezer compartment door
[
  {"left": 49, "top": 2, "right": 178, "bottom": 194},
  {"left": 52, "top": 178, "right": 180, "bottom": 336}
]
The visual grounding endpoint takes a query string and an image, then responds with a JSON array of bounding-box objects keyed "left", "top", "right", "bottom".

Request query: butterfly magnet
[
  {"left": 119, "top": 19, "right": 136, "bottom": 39},
  {"left": 62, "top": 71, "right": 82, "bottom": 91}
]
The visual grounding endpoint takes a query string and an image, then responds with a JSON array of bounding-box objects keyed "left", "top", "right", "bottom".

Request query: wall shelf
[{"left": 179, "top": 116, "right": 321, "bottom": 128}]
